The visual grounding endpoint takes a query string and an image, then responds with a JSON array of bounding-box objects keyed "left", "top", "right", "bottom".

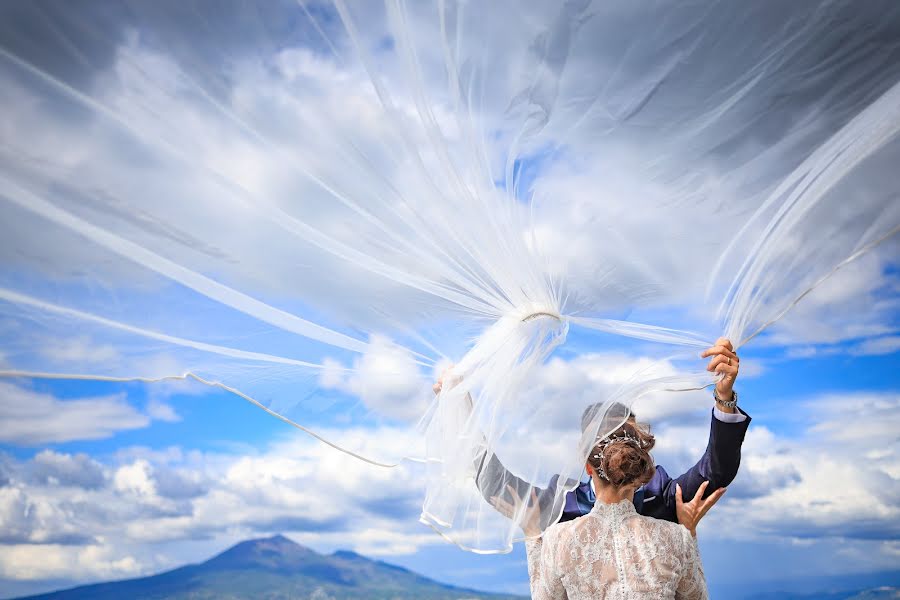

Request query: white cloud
[
  {"left": 113, "top": 460, "right": 157, "bottom": 497},
  {"left": 0, "top": 485, "right": 92, "bottom": 546},
  {"left": 525, "top": 351, "right": 710, "bottom": 425},
  {"left": 29, "top": 450, "right": 106, "bottom": 490},
  {"left": 39, "top": 336, "right": 120, "bottom": 366},
  {"left": 0, "top": 543, "right": 141, "bottom": 581},
  {"left": 0, "top": 387, "right": 896, "bottom": 587},
  {"left": 849, "top": 335, "right": 900, "bottom": 356},
  {"left": 784, "top": 333, "right": 900, "bottom": 359},
  {"left": 0, "top": 425, "right": 431, "bottom": 582},
  {"left": 760, "top": 250, "right": 899, "bottom": 348},
  {"left": 662, "top": 392, "right": 900, "bottom": 545},
  {"left": 0, "top": 3, "right": 896, "bottom": 592},
  {"left": 809, "top": 392, "right": 900, "bottom": 446},
  {"left": 0, "top": 0, "right": 894, "bottom": 406},
  {"left": 146, "top": 399, "right": 181, "bottom": 423},
  {"left": 0, "top": 382, "right": 149, "bottom": 445},
  {"left": 319, "top": 336, "right": 429, "bottom": 422}
]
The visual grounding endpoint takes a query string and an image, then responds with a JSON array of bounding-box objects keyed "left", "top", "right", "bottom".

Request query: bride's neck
[{"left": 592, "top": 474, "right": 636, "bottom": 504}]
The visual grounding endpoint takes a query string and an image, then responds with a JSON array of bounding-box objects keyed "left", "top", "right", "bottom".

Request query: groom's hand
[
  {"left": 701, "top": 337, "right": 739, "bottom": 405},
  {"left": 676, "top": 480, "right": 726, "bottom": 538}
]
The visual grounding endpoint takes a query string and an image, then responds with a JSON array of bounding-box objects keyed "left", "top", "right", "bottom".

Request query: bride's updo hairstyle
[{"left": 587, "top": 420, "right": 656, "bottom": 488}]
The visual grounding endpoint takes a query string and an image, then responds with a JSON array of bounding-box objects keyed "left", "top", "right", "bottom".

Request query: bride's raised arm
[{"left": 433, "top": 368, "right": 561, "bottom": 528}]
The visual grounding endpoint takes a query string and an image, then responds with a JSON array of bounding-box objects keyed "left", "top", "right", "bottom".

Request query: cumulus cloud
[
  {"left": 319, "top": 336, "right": 429, "bottom": 422},
  {"left": 0, "top": 387, "right": 896, "bottom": 586},
  {"left": 0, "top": 543, "right": 141, "bottom": 582},
  {"left": 761, "top": 251, "right": 900, "bottom": 349},
  {"left": 668, "top": 392, "right": 900, "bottom": 545},
  {"left": 0, "top": 1, "right": 896, "bottom": 592},
  {"left": 38, "top": 336, "right": 120, "bottom": 366},
  {"left": 0, "top": 0, "right": 894, "bottom": 413},
  {"left": 113, "top": 460, "right": 157, "bottom": 497},
  {"left": 0, "top": 353, "right": 780, "bottom": 545},
  {"left": 152, "top": 467, "right": 209, "bottom": 500},
  {"left": 0, "top": 425, "right": 429, "bottom": 582},
  {"left": 0, "top": 382, "right": 149, "bottom": 445},
  {"left": 0, "top": 486, "right": 94, "bottom": 546},
  {"left": 519, "top": 351, "right": 711, "bottom": 427},
  {"left": 145, "top": 399, "right": 181, "bottom": 423},
  {"left": 28, "top": 450, "right": 106, "bottom": 490}
]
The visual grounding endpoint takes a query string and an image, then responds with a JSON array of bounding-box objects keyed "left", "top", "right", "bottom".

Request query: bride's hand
[
  {"left": 433, "top": 364, "right": 475, "bottom": 413},
  {"left": 491, "top": 485, "right": 542, "bottom": 537},
  {"left": 676, "top": 480, "right": 726, "bottom": 538},
  {"left": 432, "top": 365, "right": 462, "bottom": 395}
]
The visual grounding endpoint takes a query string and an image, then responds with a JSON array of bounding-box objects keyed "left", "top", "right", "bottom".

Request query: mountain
[
  {"left": 10, "top": 535, "right": 526, "bottom": 600},
  {"left": 745, "top": 588, "right": 898, "bottom": 600},
  {"left": 723, "top": 569, "right": 900, "bottom": 600}
]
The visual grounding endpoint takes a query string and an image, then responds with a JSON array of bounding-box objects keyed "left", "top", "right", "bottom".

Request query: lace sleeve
[
  {"left": 675, "top": 528, "right": 709, "bottom": 600},
  {"left": 525, "top": 532, "right": 568, "bottom": 600}
]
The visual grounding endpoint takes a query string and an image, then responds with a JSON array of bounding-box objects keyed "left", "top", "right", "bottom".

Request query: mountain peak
[
  {"left": 202, "top": 534, "right": 320, "bottom": 572},
  {"left": 8, "top": 532, "right": 528, "bottom": 600},
  {"left": 258, "top": 533, "right": 295, "bottom": 546}
]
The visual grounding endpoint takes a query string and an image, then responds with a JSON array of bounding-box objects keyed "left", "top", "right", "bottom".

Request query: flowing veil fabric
[{"left": 0, "top": 1, "right": 898, "bottom": 551}]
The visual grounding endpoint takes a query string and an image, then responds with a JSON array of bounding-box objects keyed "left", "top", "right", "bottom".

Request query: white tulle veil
[{"left": 0, "top": 0, "right": 898, "bottom": 551}]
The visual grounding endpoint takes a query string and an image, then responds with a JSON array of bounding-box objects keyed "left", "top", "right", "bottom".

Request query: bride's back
[{"left": 530, "top": 498, "right": 707, "bottom": 599}]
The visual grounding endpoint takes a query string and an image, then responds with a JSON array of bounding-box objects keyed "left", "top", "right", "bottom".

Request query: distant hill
[
  {"left": 730, "top": 569, "right": 900, "bottom": 600},
  {"left": 748, "top": 585, "right": 900, "bottom": 600},
  {"left": 11, "top": 535, "right": 526, "bottom": 600},
  {"left": 745, "top": 588, "right": 899, "bottom": 600}
]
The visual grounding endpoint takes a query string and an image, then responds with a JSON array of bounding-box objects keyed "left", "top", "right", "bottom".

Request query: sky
[
  {"left": 1, "top": 1, "right": 899, "bottom": 599},
  {"left": 0, "top": 337, "right": 898, "bottom": 598}
]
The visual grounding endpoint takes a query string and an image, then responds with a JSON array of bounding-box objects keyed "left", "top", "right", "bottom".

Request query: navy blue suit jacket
[
  {"left": 474, "top": 407, "right": 750, "bottom": 525},
  {"left": 558, "top": 407, "right": 751, "bottom": 523}
]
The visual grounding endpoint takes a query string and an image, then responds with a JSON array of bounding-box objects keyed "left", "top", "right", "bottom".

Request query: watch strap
[{"left": 713, "top": 389, "right": 738, "bottom": 409}]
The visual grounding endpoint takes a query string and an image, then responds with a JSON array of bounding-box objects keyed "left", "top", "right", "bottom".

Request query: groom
[
  {"left": 434, "top": 338, "right": 750, "bottom": 526},
  {"left": 562, "top": 337, "right": 748, "bottom": 524}
]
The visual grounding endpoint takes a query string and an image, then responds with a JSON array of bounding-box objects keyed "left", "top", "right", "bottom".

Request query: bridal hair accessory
[{"left": 591, "top": 429, "right": 652, "bottom": 481}]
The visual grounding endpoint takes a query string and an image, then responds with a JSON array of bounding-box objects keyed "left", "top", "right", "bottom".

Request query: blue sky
[
  {"left": 1, "top": 1, "right": 899, "bottom": 598},
  {"left": 1, "top": 334, "right": 897, "bottom": 598}
]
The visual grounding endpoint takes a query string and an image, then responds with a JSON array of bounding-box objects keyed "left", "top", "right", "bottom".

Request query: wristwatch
[{"left": 713, "top": 389, "right": 738, "bottom": 409}]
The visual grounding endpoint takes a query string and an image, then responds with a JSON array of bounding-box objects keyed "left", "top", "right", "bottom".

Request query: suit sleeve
[
  {"left": 641, "top": 407, "right": 751, "bottom": 522},
  {"left": 473, "top": 449, "right": 562, "bottom": 526}
]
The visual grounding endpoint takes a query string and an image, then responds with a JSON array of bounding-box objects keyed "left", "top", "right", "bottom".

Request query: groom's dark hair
[{"left": 580, "top": 401, "right": 636, "bottom": 433}]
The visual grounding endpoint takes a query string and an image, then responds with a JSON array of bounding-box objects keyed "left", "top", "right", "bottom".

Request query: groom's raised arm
[
  {"left": 641, "top": 405, "right": 750, "bottom": 522},
  {"left": 641, "top": 337, "right": 750, "bottom": 523}
]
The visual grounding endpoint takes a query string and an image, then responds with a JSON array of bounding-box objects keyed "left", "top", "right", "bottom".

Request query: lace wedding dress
[{"left": 526, "top": 499, "right": 708, "bottom": 599}]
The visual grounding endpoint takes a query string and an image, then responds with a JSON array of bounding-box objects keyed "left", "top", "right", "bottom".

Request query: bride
[{"left": 518, "top": 418, "right": 724, "bottom": 599}]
